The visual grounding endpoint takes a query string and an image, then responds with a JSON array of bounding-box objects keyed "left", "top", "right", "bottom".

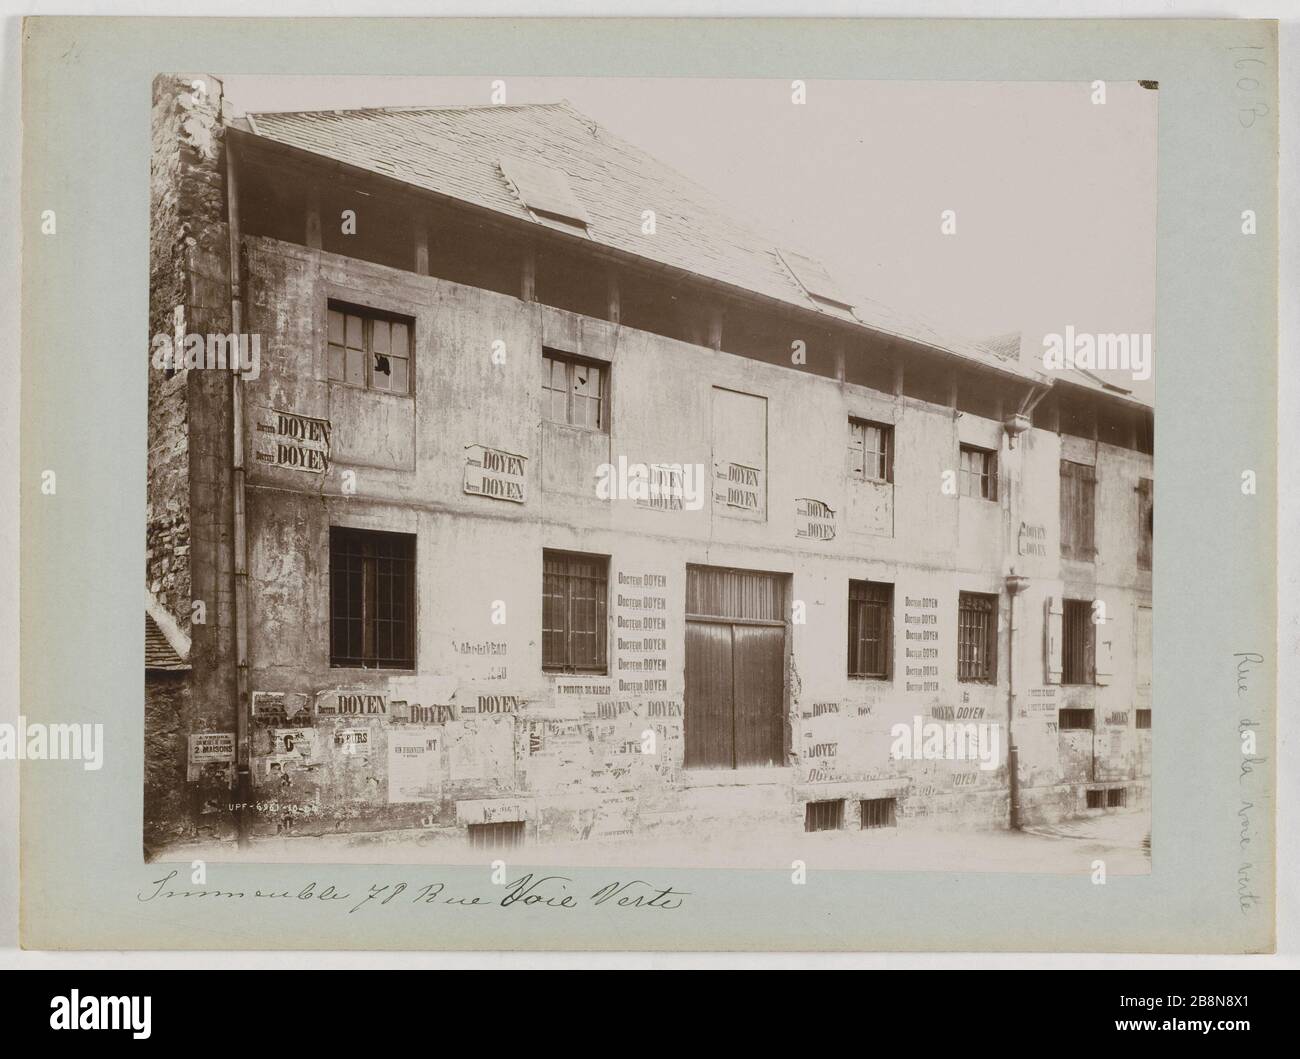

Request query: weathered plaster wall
[{"left": 216, "top": 235, "right": 1151, "bottom": 842}]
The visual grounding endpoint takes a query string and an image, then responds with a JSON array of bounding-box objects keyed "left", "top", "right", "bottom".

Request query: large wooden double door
[{"left": 683, "top": 566, "right": 787, "bottom": 769}]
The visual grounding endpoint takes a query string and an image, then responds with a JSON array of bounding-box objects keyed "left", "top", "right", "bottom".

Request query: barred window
[
  {"left": 542, "top": 550, "right": 609, "bottom": 673},
  {"left": 957, "top": 591, "right": 997, "bottom": 683},
  {"left": 1062, "top": 599, "right": 1095, "bottom": 685},
  {"left": 542, "top": 350, "right": 607, "bottom": 431},
  {"left": 327, "top": 301, "right": 412, "bottom": 394},
  {"left": 329, "top": 527, "right": 416, "bottom": 669},
  {"left": 959, "top": 444, "right": 998, "bottom": 500},
  {"left": 848, "top": 579, "right": 893, "bottom": 678},
  {"left": 847, "top": 418, "right": 893, "bottom": 483},
  {"left": 1060, "top": 460, "right": 1097, "bottom": 560}
]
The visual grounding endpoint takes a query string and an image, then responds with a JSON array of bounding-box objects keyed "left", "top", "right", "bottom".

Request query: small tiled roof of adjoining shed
[
  {"left": 146, "top": 612, "right": 189, "bottom": 672},
  {"left": 243, "top": 101, "right": 1047, "bottom": 385}
]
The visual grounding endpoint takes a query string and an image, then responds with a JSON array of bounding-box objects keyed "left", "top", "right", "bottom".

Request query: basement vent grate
[
  {"left": 467, "top": 820, "right": 526, "bottom": 850},
  {"left": 1136, "top": 709, "right": 1151, "bottom": 730},
  {"left": 860, "top": 797, "right": 897, "bottom": 830},
  {"left": 1085, "top": 788, "right": 1105, "bottom": 809},
  {"left": 804, "top": 799, "right": 845, "bottom": 833},
  {"left": 1107, "top": 787, "right": 1127, "bottom": 809}
]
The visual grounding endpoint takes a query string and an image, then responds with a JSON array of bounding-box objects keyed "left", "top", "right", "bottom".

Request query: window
[
  {"left": 860, "top": 798, "right": 897, "bottom": 830},
  {"left": 327, "top": 302, "right": 412, "bottom": 393},
  {"left": 1137, "top": 477, "right": 1153, "bottom": 570},
  {"left": 1060, "top": 460, "right": 1097, "bottom": 560},
  {"left": 1107, "top": 787, "right": 1127, "bottom": 808},
  {"left": 1136, "top": 708, "right": 1152, "bottom": 730},
  {"left": 1085, "top": 788, "right": 1105, "bottom": 809},
  {"left": 957, "top": 592, "right": 998, "bottom": 683},
  {"left": 542, "top": 350, "right": 607, "bottom": 431},
  {"left": 847, "top": 418, "right": 893, "bottom": 482},
  {"left": 329, "top": 527, "right": 415, "bottom": 669},
  {"left": 1062, "top": 599, "right": 1095, "bottom": 685},
  {"left": 848, "top": 579, "right": 893, "bottom": 678},
  {"left": 542, "top": 550, "right": 608, "bottom": 673},
  {"left": 1060, "top": 708, "right": 1094, "bottom": 730},
  {"left": 959, "top": 444, "right": 998, "bottom": 500},
  {"left": 804, "top": 800, "right": 844, "bottom": 832}
]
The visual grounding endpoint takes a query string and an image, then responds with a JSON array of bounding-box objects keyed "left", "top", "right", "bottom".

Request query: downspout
[
  {"left": 1004, "top": 572, "right": 1026, "bottom": 830},
  {"left": 1003, "top": 409, "right": 1033, "bottom": 831},
  {"left": 225, "top": 134, "right": 252, "bottom": 847}
]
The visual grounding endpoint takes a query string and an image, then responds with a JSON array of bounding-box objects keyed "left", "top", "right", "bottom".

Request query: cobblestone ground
[{"left": 155, "top": 809, "right": 1151, "bottom": 876}]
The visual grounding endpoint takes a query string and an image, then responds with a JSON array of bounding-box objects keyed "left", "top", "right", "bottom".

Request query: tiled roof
[
  {"left": 244, "top": 102, "right": 1043, "bottom": 382},
  {"left": 146, "top": 612, "right": 189, "bottom": 671}
]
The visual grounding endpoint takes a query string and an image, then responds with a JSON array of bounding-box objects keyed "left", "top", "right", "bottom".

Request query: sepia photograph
[{"left": 145, "top": 73, "right": 1157, "bottom": 873}]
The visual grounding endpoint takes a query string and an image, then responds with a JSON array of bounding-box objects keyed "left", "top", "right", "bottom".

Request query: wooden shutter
[
  {"left": 1045, "top": 596, "right": 1063, "bottom": 684},
  {"left": 1094, "top": 600, "right": 1113, "bottom": 686}
]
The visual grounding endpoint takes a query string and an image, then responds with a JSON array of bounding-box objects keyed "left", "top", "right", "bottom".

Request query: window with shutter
[{"left": 1060, "top": 460, "right": 1097, "bottom": 561}]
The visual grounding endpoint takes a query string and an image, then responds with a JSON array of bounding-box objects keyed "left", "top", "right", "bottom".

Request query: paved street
[{"left": 157, "top": 809, "right": 1151, "bottom": 876}]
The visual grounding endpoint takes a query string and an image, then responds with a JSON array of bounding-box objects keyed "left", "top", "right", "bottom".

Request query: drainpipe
[
  {"left": 225, "top": 134, "right": 252, "bottom": 847},
  {"left": 1004, "top": 570, "right": 1028, "bottom": 830}
]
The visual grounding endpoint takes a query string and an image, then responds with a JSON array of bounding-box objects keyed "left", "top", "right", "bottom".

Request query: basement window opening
[
  {"left": 1107, "top": 788, "right": 1127, "bottom": 808},
  {"left": 860, "top": 797, "right": 897, "bottom": 830},
  {"left": 805, "top": 799, "right": 845, "bottom": 833},
  {"left": 467, "top": 820, "right": 526, "bottom": 850},
  {"left": 1136, "top": 709, "right": 1151, "bottom": 730},
  {"left": 1085, "top": 788, "right": 1105, "bottom": 810}
]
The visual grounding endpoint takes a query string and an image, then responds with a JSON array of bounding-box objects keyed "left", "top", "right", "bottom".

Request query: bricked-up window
[
  {"left": 327, "top": 301, "right": 412, "bottom": 394},
  {"left": 1060, "top": 460, "right": 1097, "bottom": 560},
  {"left": 957, "top": 592, "right": 998, "bottom": 683},
  {"left": 542, "top": 350, "right": 607, "bottom": 431},
  {"left": 542, "top": 550, "right": 608, "bottom": 673},
  {"left": 330, "top": 528, "right": 416, "bottom": 669},
  {"left": 847, "top": 418, "right": 893, "bottom": 483},
  {"left": 848, "top": 580, "right": 893, "bottom": 679},
  {"left": 1062, "top": 599, "right": 1096, "bottom": 685},
  {"left": 1137, "top": 477, "right": 1153, "bottom": 570},
  {"left": 959, "top": 444, "right": 998, "bottom": 500}
]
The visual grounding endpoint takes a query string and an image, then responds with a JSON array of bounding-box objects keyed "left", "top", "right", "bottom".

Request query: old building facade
[{"left": 146, "top": 75, "right": 1154, "bottom": 854}]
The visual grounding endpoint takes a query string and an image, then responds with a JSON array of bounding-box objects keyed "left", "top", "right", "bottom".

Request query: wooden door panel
[
  {"left": 732, "top": 623, "right": 785, "bottom": 767},
  {"left": 684, "top": 620, "right": 735, "bottom": 768}
]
